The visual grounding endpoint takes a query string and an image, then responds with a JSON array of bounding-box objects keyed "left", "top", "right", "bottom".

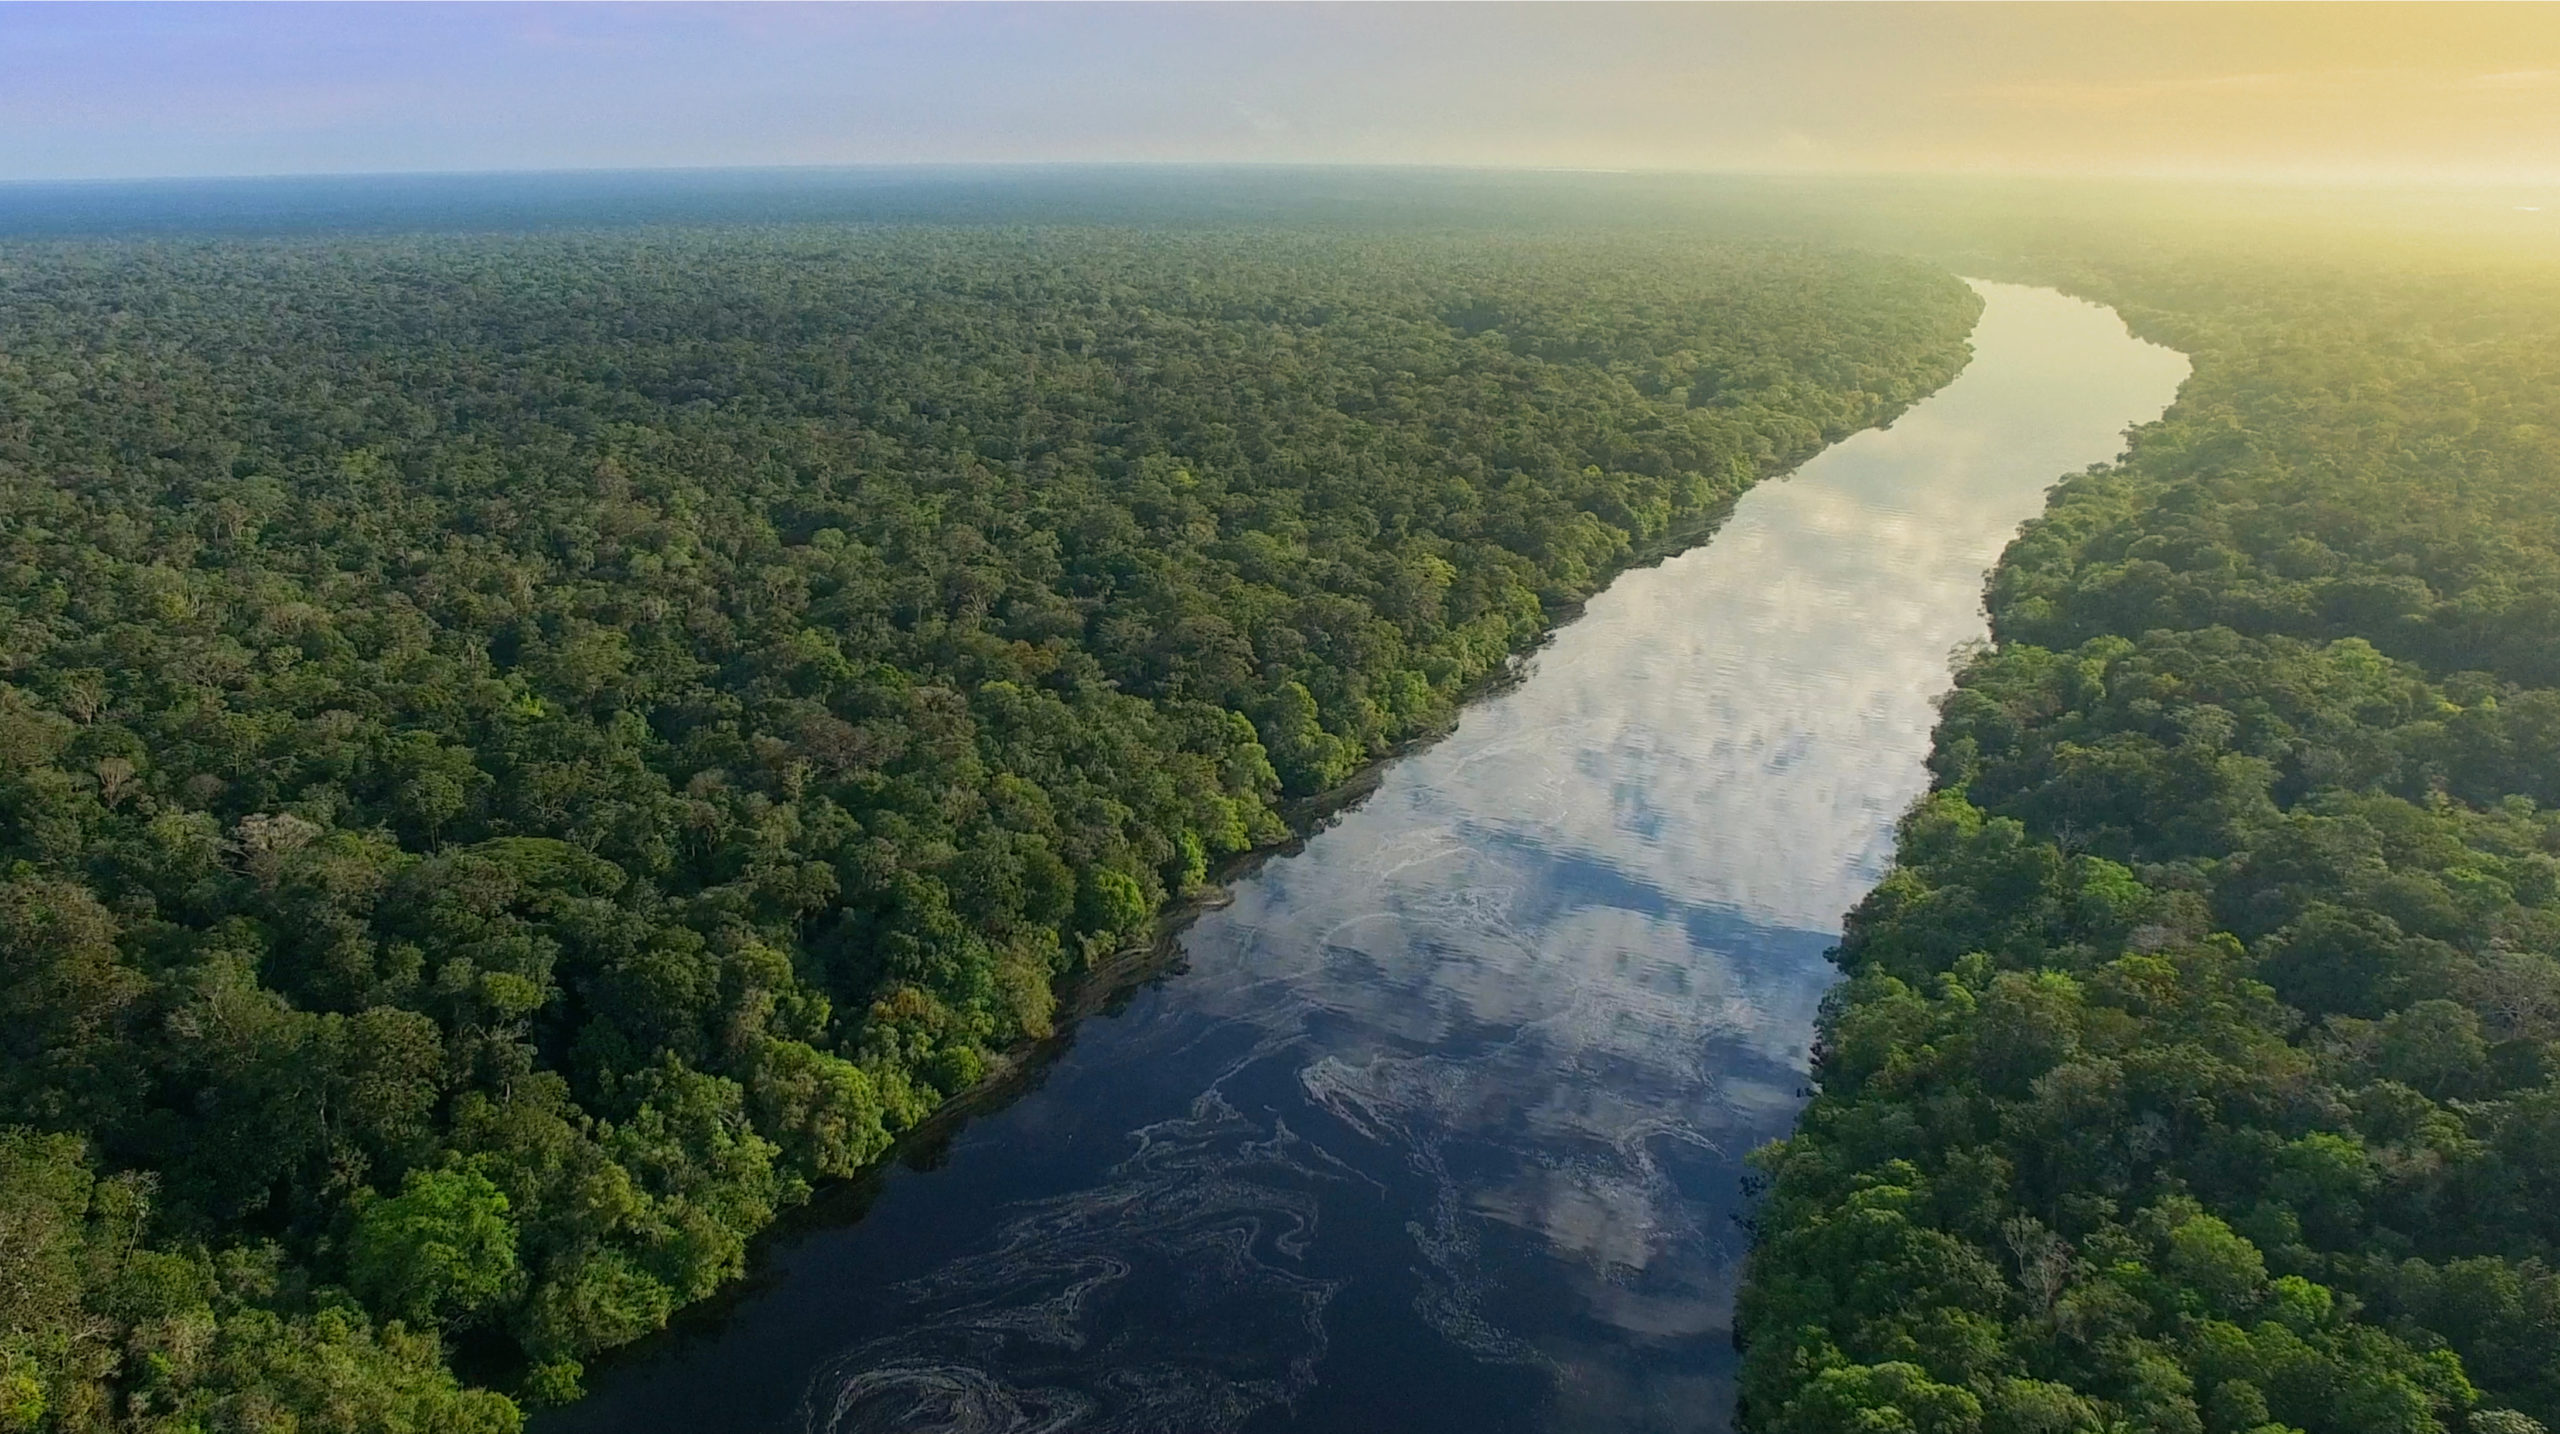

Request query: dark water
[{"left": 543, "top": 282, "right": 2187, "bottom": 1434}]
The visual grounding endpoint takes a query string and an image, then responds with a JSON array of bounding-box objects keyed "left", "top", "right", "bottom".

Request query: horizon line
[{"left": 6, "top": 159, "right": 2558, "bottom": 195}]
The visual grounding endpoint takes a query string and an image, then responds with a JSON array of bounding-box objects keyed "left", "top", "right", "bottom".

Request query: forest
[
  {"left": 0, "top": 225, "right": 1980, "bottom": 1430},
  {"left": 1736, "top": 220, "right": 2560, "bottom": 1433}
]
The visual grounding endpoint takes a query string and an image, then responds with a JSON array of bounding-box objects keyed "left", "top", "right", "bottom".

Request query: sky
[{"left": 5, "top": 2, "right": 2558, "bottom": 185}]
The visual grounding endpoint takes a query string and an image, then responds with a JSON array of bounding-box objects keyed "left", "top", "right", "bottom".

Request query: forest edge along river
[{"left": 541, "top": 281, "right": 2189, "bottom": 1434}]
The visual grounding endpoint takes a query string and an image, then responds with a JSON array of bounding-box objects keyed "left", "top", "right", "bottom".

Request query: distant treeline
[
  {"left": 1739, "top": 232, "right": 2560, "bottom": 1432},
  {"left": 0, "top": 226, "right": 1976, "bottom": 1430}
]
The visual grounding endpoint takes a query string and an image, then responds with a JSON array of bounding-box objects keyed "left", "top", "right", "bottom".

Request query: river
[{"left": 542, "top": 281, "right": 2188, "bottom": 1434}]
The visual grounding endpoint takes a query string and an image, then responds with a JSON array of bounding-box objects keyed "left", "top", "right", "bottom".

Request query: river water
[{"left": 544, "top": 282, "right": 2187, "bottom": 1434}]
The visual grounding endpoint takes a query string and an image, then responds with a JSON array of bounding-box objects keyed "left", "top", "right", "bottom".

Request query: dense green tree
[{"left": 348, "top": 1166, "right": 519, "bottom": 1328}]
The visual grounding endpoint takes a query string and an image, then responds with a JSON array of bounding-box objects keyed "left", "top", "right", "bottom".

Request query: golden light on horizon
[{"left": 3, "top": 2, "right": 2558, "bottom": 184}]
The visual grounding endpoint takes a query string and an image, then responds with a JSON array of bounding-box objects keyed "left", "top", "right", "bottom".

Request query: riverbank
[
  {"left": 524, "top": 283, "right": 1980, "bottom": 1410},
  {"left": 1737, "top": 232, "right": 2560, "bottom": 1434},
  {"left": 540, "top": 282, "right": 2185, "bottom": 1434}
]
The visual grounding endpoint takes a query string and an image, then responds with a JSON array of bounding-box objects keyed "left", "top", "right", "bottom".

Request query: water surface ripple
[{"left": 546, "top": 282, "right": 2188, "bottom": 1434}]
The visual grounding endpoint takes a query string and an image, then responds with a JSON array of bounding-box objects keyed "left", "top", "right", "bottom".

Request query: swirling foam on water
[{"left": 800, "top": 1089, "right": 1349, "bottom": 1434}]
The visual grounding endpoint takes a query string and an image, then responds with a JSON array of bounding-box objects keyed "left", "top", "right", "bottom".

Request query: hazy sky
[{"left": 6, "top": 2, "right": 2557, "bottom": 184}]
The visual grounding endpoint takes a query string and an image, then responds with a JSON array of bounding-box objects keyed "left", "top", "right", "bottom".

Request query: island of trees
[
  {"left": 0, "top": 224, "right": 1979, "bottom": 1430},
  {"left": 1738, "top": 212, "right": 2560, "bottom": 1434}
]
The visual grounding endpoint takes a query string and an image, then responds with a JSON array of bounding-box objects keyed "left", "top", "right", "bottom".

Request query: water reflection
[{"left": 543, "top": 283, "right": 2187, "bottom": 1434}]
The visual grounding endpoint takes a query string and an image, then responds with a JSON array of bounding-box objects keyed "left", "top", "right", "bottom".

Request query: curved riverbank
[{"left": 543, "top": 282, "right": 2188, "bottom": 1434}]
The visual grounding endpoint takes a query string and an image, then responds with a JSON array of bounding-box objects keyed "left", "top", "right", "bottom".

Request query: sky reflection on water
[{"left": 542, "top": 283, "right": 2187, "bottom": 1434}]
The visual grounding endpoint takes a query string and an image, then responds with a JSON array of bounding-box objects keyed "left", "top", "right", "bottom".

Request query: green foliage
[
  {"left": 1774, "top": 1361, "right": 1984, "bottom": 1434},
  {"left": 349, "top": 1167, "right": 519, "bottom": 1328},
  {"left": 1740, "top": 232, "right": 2560, "bottom": 1433},
  {"left": 0, "top": 223, "right": 1976, "bottom": 1420},
  {"left": 0, "top": 1126, "right": 517, "bottom": 1433}
]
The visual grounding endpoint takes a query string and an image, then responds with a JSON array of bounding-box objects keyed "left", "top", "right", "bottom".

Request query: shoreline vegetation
[
  {"left": 1738, "top": 215, "right": 2560, "bottom": 1434},
  {"left": 531, "top": 375, "right": 1806, "bottom": 1398},
  {"left": 0, "top": 224, "right": 1978, "bottom": 1430}
]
